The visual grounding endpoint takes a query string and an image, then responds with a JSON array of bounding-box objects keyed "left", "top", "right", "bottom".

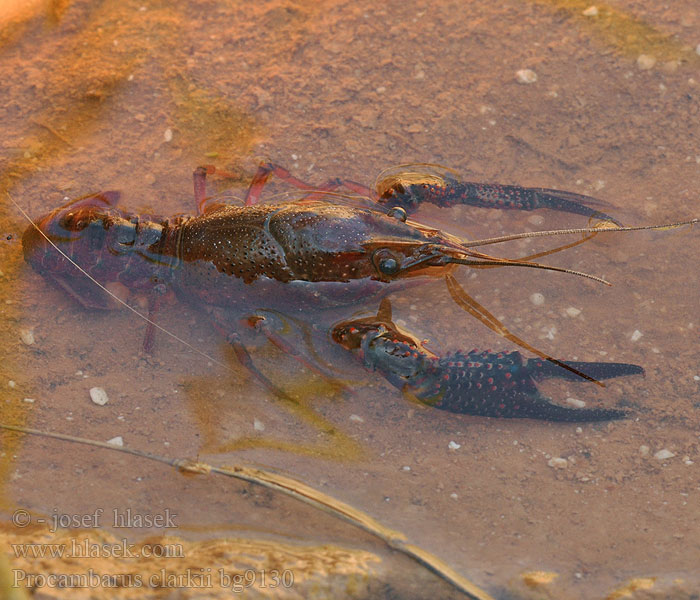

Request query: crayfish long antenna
[
  {"left": 450, "top": 254, "right": 611, "bottom": 286},
  {"left": 8, "top": 193, "right": 232, "bottom": 373},
  {"left": 462, "top": 219, "right": 699, "bottom": 249},
  {"left": 503, "top": 231, "right": 598, "bottom": 264},
  {"left": 444, "top": 274, "right": 605, "bottom": 387}
]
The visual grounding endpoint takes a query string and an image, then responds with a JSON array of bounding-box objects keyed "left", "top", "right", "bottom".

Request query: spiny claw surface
[{"left": 333, "top": 302, "right": 642, "bottom": 422}]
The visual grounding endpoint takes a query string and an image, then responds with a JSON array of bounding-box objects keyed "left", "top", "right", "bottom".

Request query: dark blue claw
[
  {"left": 378, "top": 176, "right": 623, "bottom": 226},
  {"left": 411, "top": 350, "right": 639, "bottom": 421},
  {"left": 526, "top": 359, "right": 644, "bottom": 382},
  {"left": 332, "top": 302, "right": 642, "bottom": 422}
]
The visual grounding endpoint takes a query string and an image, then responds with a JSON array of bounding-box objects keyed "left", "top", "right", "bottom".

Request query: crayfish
[{"left": 20, "top": 163, "right": 696, "bottom": 413}]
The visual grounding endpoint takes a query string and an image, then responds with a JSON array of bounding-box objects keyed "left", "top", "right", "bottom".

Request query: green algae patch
[{"left": 531, "top": 0, "right": 700, "bottom": 65}]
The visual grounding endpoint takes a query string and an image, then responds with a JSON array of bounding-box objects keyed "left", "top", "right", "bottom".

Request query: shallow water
[{"left": 1, "top": 1, "right": 699, "bottom": 598}]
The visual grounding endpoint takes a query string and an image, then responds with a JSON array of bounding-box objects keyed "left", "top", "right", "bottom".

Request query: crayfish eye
[
  {"left": 372, "top": 249, "right": 401, "bottom": 276},
  {"left": 380, "top": 257, "right": 399, "bottom": 274},
  {"left": 386, "top": 206, "right": 407, "bottom": 222}
]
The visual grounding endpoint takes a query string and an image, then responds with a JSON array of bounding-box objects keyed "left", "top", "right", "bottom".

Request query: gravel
[{"left": 89, "top": 387, "right": 109, "bottom": 406}]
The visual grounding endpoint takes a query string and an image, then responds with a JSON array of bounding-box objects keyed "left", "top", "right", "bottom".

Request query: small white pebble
[
  {"left": 530, "top": 292, "right": 545, "bottom": 306},
  {"left": 163, "top": 128, "right": 173, "bottom": 142},
  {"left": 107, "top": 436, "right": 124, "bottom": 447},
  {"left": 565, "top": 398, "right": 586, "bottom": 409},
  {"left": 291, "top": 154, "right": 298, "bottom": 160},
  {"left": 349, "top": 414, "right": 364, "bottom": 423},
  {"left": 515, "top": 69, "right": 537, "bottom": 84},
  {"left": 23, "top": 398, "right": 35, "bottom": 403},
  {"left": 527, "top": 214, "right": 544, "bottom": 226},
  {"left": 639, "top": 445, "right": 650, "bottom": 456},
  {"left": 19, "top": 328, "right": 35, "bottom": 345},
  {"left": 543, "top": 325, "right": 557, "bottom": 340},
  {"left": 401, "top": 466, "right": 411, "bottom": 472},
  {"left": 565, "top": 307, "right": 581, "bottom": 318},
  {"left": 8, "top": 380, "right": 16, "bottom": 389},
  {"left": 630, "top": 330, "right": 643, "bottom": 342},
  {"left": 253, "top": 418, "right": 265, "bottom": 432},
  {"left": 89, "top": 387, "right": 109, "bottom": 406},
  {"left": 654, "top": 449, "right": 675, "bottom": 460},
  {"left": 637, "top": 54, "right": 656, "bottom": 70},
  {"left": 575, "top": 427, "right": 583, "bottom": 434},
  {"left": 693, "top": 375, "right": 700, "bottom": 382},
  {"left": 448, "top": 441, "right": 461, "bottom": 450},
  {"left": 450, "top": 493, "right": 458, "bottom": 499},
  {"left": 684, "top": 457, "right": 694, "bottom": 465},
  {"left": 582, "top": 5, "right": 598, "bottom": 16},
  {"left": 548, "top": 457, "right": 568, "bottom": 469}
]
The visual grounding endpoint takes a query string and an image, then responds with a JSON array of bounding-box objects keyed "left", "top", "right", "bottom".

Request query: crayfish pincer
[{"left": 333, "top": 299, "right": 643, "bottom": 422}]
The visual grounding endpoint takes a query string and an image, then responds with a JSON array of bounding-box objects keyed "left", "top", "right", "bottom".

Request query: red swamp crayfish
[{"left": 19, "top": 164, "right": 697, "bottom": 419}]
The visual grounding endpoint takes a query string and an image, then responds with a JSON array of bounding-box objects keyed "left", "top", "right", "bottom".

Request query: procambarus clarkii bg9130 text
[{"left": 20, "top": 164, "right": 697, "bottom": 419}]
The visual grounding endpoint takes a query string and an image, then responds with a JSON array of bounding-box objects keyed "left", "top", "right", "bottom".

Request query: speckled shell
[{"left": 174, "top": 201, "right": 431, "bottom": 284}]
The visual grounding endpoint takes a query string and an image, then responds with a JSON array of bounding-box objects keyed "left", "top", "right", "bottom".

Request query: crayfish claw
[
  {"left": 334, "top": 302, "right": 641, "bottom": 423},
  {"left": 526, "top": 359, "right": 644, "bottom": 382},
  {"left": 498, "top": 391, "right": 628, "bottom": 422}
]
